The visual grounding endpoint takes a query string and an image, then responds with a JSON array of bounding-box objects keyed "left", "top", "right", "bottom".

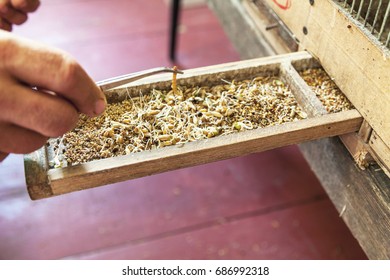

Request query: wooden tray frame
[
  {"left": 261, "top": 0, "right": 390, "bottom": 176},
  {"left": 24, "top": 52, "right": 362, "bottom": 200}
]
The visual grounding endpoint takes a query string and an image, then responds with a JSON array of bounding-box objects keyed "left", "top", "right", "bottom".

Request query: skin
[
  {"left": 0, "top": 1, "right": 106, "bottom": 161},
  {"left": 0, "top": 0, "right": 40, "bottom": 31}
]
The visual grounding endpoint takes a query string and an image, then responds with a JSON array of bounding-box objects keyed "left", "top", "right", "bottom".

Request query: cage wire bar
[{"left": 336, "top": 0, "right": 390, "bottom": 48}]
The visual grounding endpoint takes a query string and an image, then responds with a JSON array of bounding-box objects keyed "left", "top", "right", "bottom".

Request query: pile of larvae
[{"left": 60, "top": 76, "right": 307, "bottom": 165}]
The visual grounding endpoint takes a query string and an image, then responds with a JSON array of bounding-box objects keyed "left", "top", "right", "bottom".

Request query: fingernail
[{"left": 94, "top": 98, "right": 106, "bottom": 115}]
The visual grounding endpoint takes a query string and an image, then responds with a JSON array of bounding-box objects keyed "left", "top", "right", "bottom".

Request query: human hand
[
  {"left": 0, "top": 30, "right": 106, "bottom": 161},
  {"left": 0, "top": 0, "right": 40, "bottom": 31}
]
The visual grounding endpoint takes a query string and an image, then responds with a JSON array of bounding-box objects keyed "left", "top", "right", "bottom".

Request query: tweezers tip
[{"left": 167, "top": 67, "right": 184, "bottom": 74}]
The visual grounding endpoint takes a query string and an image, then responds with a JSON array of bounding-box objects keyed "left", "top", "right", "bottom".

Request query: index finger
[
  {"left": 1, "top": 31, "right": 106, "bottom": 117},
  {"left": 10, "top": 0, "right": 40, "bottom": 13}
]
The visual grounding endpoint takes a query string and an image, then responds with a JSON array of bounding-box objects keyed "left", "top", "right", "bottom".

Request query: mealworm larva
[{"left": 172, "top": 65, "right": 178, "bottom": 95}]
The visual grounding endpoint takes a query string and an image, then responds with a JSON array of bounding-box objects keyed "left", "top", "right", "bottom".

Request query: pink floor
[{"left": 0, "top": 0, "right": 367, "bottom": 260}]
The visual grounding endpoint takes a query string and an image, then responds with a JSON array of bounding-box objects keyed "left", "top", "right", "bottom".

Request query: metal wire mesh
[{"left": 335, "top": 0, "right": 390, "bottom": 48}]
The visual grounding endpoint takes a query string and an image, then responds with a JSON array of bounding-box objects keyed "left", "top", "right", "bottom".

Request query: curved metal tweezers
[{"left": 97, "top": 67, "right": 184, "bottom": 92}]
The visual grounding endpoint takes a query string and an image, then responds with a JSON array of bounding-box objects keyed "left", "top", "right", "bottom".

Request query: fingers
[
  {"left": 0, "top": 152, "right": 8, "bottom": 161},
  {"left": 0, "top": 122, "right": 48, "bottom": 154},
  {"left": 11, "top": 0, "right": 40, "bottom": 13},
  {"left": 1, "top": 32, "right": 107, "bottom": 117},
  {"left": 0, "top": 17, "right": 11, "bottom": 31},
  {"left": 0, "top": 31, "right": 106, "bottom": 158},
  {"left": 0, "top": 76, "right": 80, "bottom": 137},
  {"left": 0, "top": 0, "right": 28, "bottom": 26},
  {"left": 0, "top": 0, "right": 40, "bottom": 31}
]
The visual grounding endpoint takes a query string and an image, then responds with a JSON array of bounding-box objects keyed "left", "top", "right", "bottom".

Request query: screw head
[
  {"left": 309, "top": 0, "right": 314, "bottom": 5},
  {"left": 303, "top": 26, "right": 308, "bottom": 35}
]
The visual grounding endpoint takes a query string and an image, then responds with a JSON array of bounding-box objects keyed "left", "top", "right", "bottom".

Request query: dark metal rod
[
  {"left": 265, "top": 23, "right": 279, "bottom": 30},
  {"left": 169, "top": 0, "right": 181, "bottom": 61}
]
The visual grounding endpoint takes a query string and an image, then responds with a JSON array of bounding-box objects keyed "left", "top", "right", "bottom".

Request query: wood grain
[
  {"left": 242, "top": 0, "right": 295, "bottom": 54},
  {"left": 24, "top": 52, "right": 363, "bottom": 200},
  {"left": 299, "top": 137, "right": 390, "bottom": 259},
  {"left": 47, "top": 110, "right": 362, "bottom": 197},
  {"left": 369, "top": 131, "right": 390, "bottom": 177},
  {"left": 281, "top": 59, "right": 375, "bottom": 169},
  {"left": 263, "top": 0, "right": 390, "bottom": 166},
  {"left": 23, "top": 146, "right": 52, "bottom": 199},
  {"left": 208, "top": 0, "right": 390, "bottom": 259},
  {"left": 207, "top": 0, "right": 275, "bottom": 59},
  {"left": 280, "top": 60, "right": 326, "bottom": 117}
]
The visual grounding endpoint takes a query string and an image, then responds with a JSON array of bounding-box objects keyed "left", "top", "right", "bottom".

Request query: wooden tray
[{"left": 24, "top": 52, "right": 362, "bottom": 200}]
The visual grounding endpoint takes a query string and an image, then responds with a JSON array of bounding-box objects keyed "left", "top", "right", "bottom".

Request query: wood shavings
[
  {"left": 354, "top": 150, "right": 370, "bottom": 170},
  {"left": 60, "top": 76, "right": 306, "bottom": 166},
  {"left": 300, "top": 68, "right": 354, "bottom": 113}
]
